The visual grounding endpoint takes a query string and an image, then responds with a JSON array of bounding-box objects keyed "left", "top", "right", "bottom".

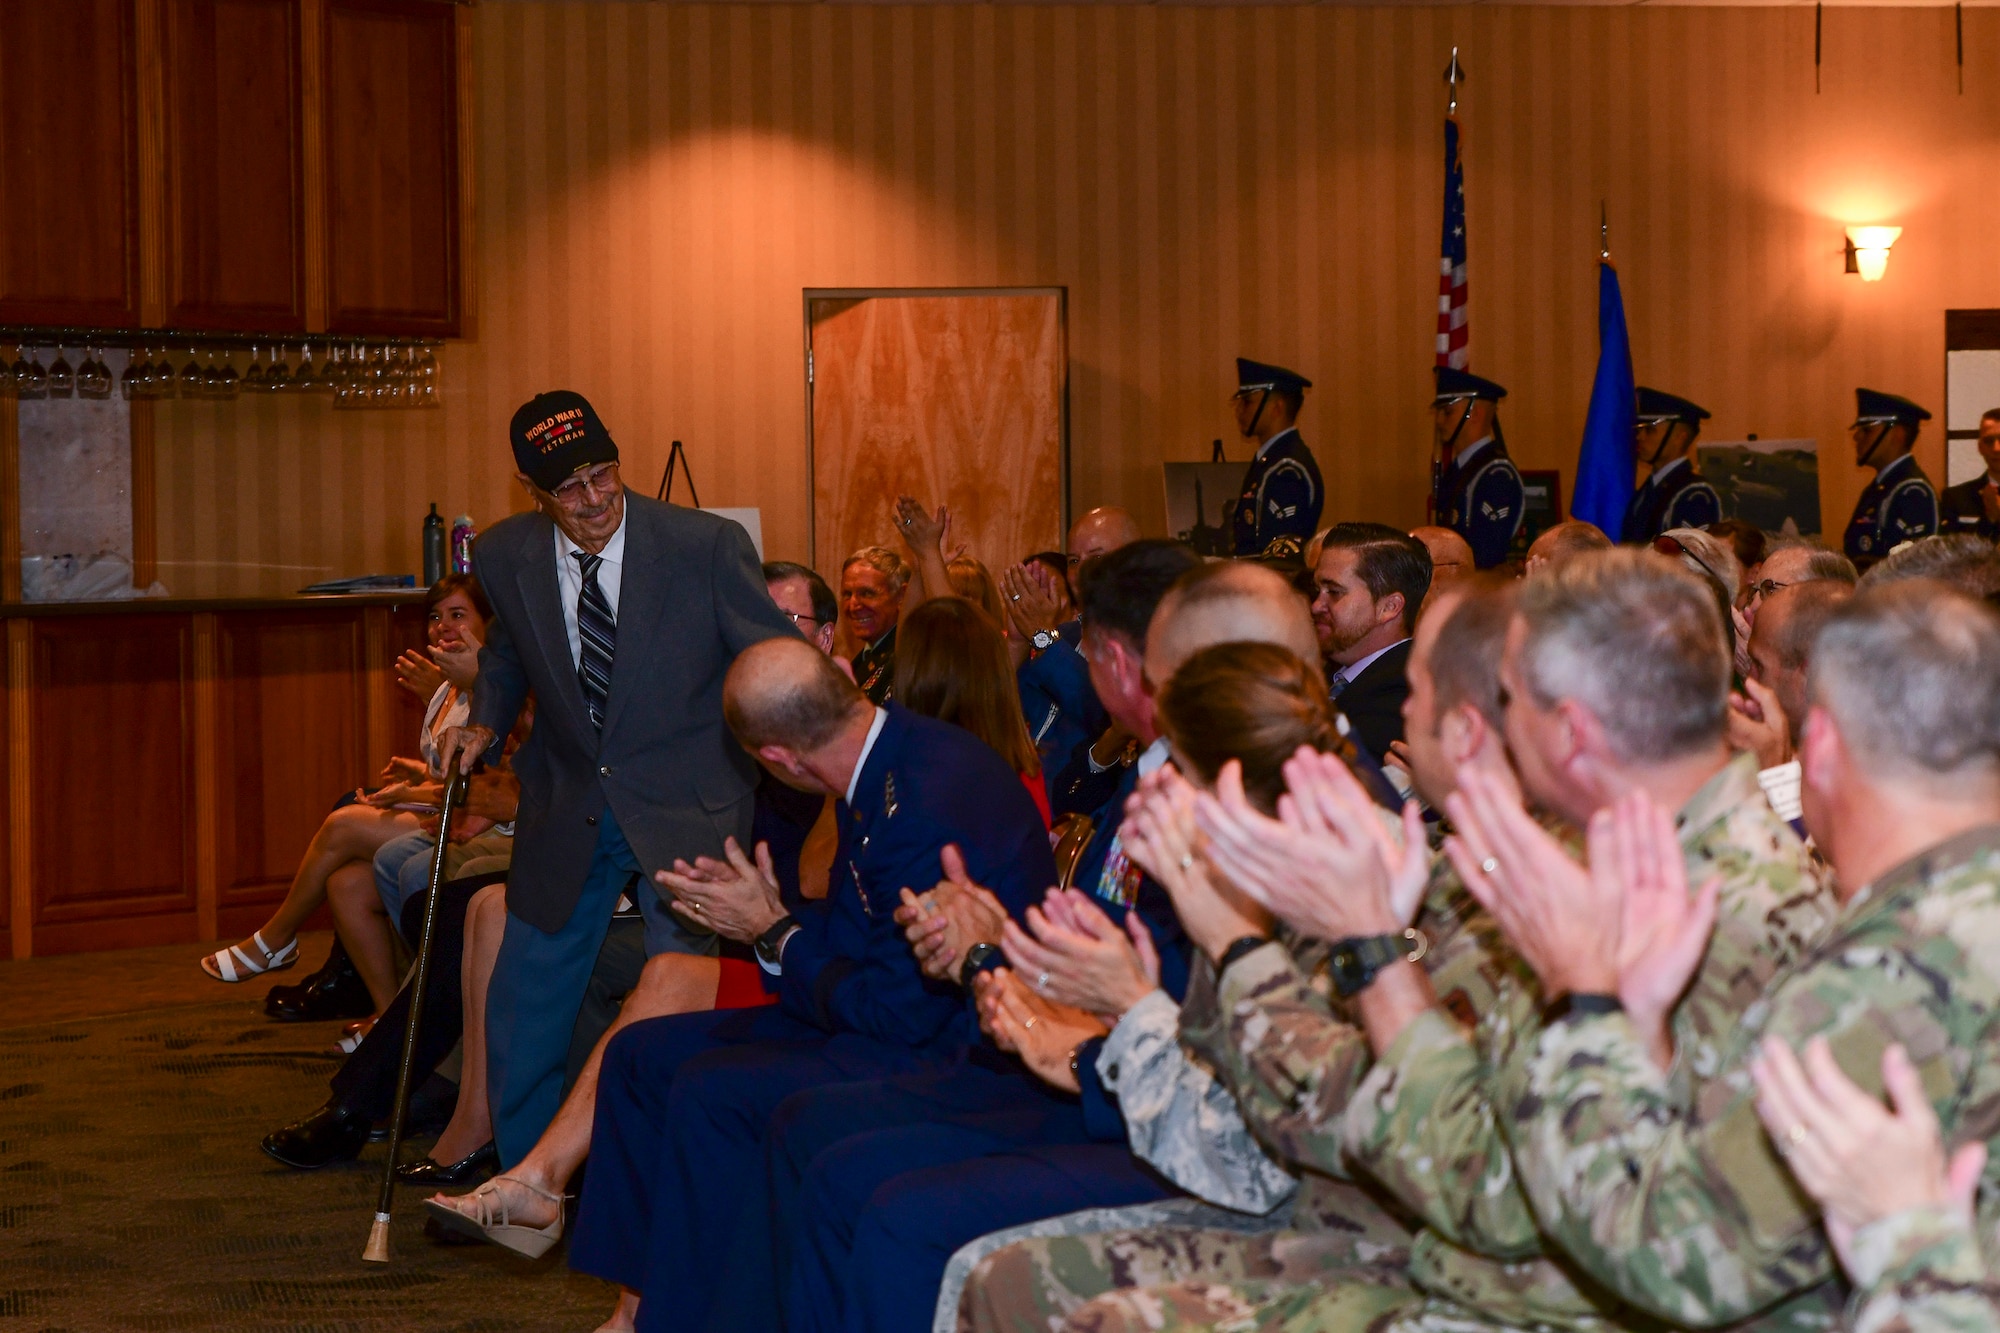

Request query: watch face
[{"left": 1033, "top": 630, "right": 1055, "bottom": 649}]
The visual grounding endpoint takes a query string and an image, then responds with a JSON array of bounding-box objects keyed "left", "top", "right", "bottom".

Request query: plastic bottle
[
  {"left": 450, "top": 514, "right": 476, "bottom": 575},
  {"left": 423, "top": 504, "right": 447, "bottom": 585}
]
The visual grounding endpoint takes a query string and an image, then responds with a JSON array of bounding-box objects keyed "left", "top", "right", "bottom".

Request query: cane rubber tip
[{"left": 362, "top": 1215, "right": 392, "bottom": 1263}]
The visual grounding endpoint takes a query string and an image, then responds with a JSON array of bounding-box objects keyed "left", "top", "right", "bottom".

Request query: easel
[{"left": 657, "top": 439, "right": 702, "bottom": 507}]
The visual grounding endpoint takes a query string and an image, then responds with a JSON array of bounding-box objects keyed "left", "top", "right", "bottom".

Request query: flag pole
[
  {"left": 1445, "top": 46, "right": 1464, "bottom": 114},
  {"left": 1600, "top": 201, "right": 1610, "bottom": 263}
]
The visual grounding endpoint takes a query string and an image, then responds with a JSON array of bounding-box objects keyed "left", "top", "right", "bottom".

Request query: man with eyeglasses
[
  {"left": 1842, "top": 388, "right": 1939, "bottom": 568},
  {"left": 437, "top": 390, "right": 797, "bottom": 1165},
  {"left": 1941, "top": 407, "right": 2000, "bottom": 541},
  {"left": 1227, "top": 358, "right": 1324, "bottom": 558},
  {"left": 1622, "top": 387, "right": 1722, "bottom": 543}
]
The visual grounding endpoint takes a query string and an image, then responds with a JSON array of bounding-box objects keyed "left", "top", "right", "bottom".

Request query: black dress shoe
[
  {"left": 265, "top": 943, "right": 374, "bottom": 1022},
  {"left": 261, "top": 1103, "right": 370, "bottom": 1169},
  {"left": 395, "top": 1141, "right": 497, "bottom": 1187}
]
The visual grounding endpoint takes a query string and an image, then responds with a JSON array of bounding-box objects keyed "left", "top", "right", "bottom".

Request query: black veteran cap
[
  {"left": 1236, "top": 358, "right": 1312, "bottom": 395},
  {"left": 1853, "top": 388, "right": 1931, "bottom": 427},
  {"left": 1635, "top": 386, "right": 1711, "bottom": 424},
  {"left": 510, "top": 390, "right": 620, "bottom": 492},
  {"left": 1433, "top": 366, "right": 1507, "bottom": 404}
]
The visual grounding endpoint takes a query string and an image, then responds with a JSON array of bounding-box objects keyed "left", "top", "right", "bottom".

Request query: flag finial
[
  {"left": 1600, "top": 201, "right": 1610, "bottom": 262},
  {"left": 1444, "top": 47, "right": 1465, "bottom": 115}
]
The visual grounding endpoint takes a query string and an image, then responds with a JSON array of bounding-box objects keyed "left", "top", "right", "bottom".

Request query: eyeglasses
[
  {"left": 1652, "top": 535, "right": 1729, "bottom": 591},
  {"left": 1747, "top": 578, "right": 1795, "bottom": 600},
  {"left": 782, "top": 610, "right": 826, "bottom": 628},
  {"left": 550, "top": 462, "right": 620, "bottom": 504}
]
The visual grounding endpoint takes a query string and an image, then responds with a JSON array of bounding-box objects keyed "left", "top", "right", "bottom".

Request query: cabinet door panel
[
  {"left": 163, "top": 0, "right": 306, "bottom": 330},
  {"left": 0, "top": 0, "right": 141, "bottom": 327},
  {"left": 323, "top": 0, "right": 458, "bottom": 336}
]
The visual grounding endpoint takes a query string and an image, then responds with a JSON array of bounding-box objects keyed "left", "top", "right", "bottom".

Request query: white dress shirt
[{"left": 554, "top": 508, "right": 628, "bottom": 671}]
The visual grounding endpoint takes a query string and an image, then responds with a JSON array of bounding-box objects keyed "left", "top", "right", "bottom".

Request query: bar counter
[{"left": 2, "top": 592, "right": 430, "bottom": 958}]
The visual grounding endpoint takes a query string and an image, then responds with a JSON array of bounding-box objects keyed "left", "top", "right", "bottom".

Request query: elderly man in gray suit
[{"left": 440, "top": 391, "right": 794, "bottom": 1166}]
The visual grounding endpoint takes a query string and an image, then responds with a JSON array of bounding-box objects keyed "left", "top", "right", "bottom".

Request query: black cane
[{"left": 363, "top": 766, "right": 468, "bottom": 1264}]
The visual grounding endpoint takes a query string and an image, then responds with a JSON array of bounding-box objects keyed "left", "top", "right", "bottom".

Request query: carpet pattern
[{"left": 0, "top": 996, "right": 616, "bottom": 1331}]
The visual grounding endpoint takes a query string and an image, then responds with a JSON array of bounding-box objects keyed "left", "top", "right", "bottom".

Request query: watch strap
[
  {"left": 1328, "top": 928, "right": 1429, "bottom": 998},
  {"left": 958, "top": 941, "right": 1001, "bottom": 990},
  {"left": 1215, "top": 935, "right": 1270, "bottom": 976},
  {"left": 753, "top": 913, "right": 798, "bottom": 963},
  {"left": 1544, "top": 991, "right": 1624, "bottom": 1024}
]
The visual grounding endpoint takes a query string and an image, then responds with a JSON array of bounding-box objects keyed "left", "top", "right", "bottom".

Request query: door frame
[{"left": 802, "top": 286, "right": 1071, "bottom": 572}]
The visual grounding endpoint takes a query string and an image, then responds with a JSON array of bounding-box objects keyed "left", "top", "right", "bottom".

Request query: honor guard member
[
  {"left": 1623, "top": 386, "right": 1722, "bottom": 542},
  {"left": 1430, "top": 365, "right": 1524, "bottom": 569},
  {"left": 1843, "top": 387, "right": 1939, "bottom": 567},
  {"left": 1229, "top": 358, "right": 1324, "bottom": 557}
]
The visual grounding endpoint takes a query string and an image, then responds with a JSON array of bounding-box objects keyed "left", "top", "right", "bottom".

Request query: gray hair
[
  {"left": 1516, "top": 548, "right": 1730, "bottom": 761},
  {"left": 1858, "top": 534, "right": 2000, "bottom": 599},
  {"left": 1661, "top": 527, "right": 1744, "bottom": 602},
  {"left": 841, "top": 545, "right": 911, "bottom": 594},
  {"left": 1810, "top": 581, "right": 2000, "bottom": 784}
]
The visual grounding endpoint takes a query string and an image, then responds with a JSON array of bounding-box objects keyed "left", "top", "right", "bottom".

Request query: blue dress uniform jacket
[
  {"left": 1843, "top": 453, "right": 1939, "bottom": 563},
  {"left": 1435, "top": 437, "right": 1525, "bottom": 569},
  {"left": 1231, "top": 429, "right": 1325, "bottom": 556},
  {"left": 1015, "top": 619, "right": 1105, "bottom": 802},
  {"left": 1622, "top": 457, "right": 1723, "bottom": 543},
  {"left": 569, "top": 704, "right": 1054, "bottom": 1332}
]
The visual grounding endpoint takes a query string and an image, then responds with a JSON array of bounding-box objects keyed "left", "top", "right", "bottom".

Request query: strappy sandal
[
  {"left": 200, "top": 931, "right": 299, "bottom": 983},
  {"left": 422, "top": 1175, "right": 568, "bottom": 1259}
]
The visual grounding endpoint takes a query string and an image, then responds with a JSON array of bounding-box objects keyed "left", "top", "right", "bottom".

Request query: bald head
[
  {"left": 1145, "top": 561, "right": 1320, "bottom": 691},
  {"left": 1410, "top": 526, "right": 1475, "bottom": 595},
  {"left": 1069, "top": 506, "right": 1142, "bottom": 578},
  {"left": 723, "top": 635, "right": 869, "bottom": 754},
  {"left": 1526, "top": 520, "right": 1612, "bottom": 575}
]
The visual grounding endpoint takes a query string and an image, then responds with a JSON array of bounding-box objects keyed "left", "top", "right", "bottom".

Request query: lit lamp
[{"left": 1844, "top": 226, "right": 1901, "bottom": 282}]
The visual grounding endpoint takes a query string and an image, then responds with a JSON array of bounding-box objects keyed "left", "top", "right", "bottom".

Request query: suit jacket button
[
  {"left": 586, "top": 815, "right": 598, "bottom": 826},
  {"left": 599, "top": 765, "right": 613, "bottom": 777}
]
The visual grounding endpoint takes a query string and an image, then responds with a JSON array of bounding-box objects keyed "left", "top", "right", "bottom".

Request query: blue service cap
[
  {"left": 1853, "top": 388, "right": 1931, "bottom": 427},
  {"left": 1432, "top": 365, "right": 1506, "bottom": 404},
  {"left": 1635, "top": 386, "right": 1711, "bottom": 424},
  {"left": 1236, "top": 358, "right": 1312, "bottom": 395}
]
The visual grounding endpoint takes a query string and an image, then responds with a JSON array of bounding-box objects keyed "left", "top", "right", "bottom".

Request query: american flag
[{"left": 1435, "top": 116, "right": 1469, "bottom": 369}]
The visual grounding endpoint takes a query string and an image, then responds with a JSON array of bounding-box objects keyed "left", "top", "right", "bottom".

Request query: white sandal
[
  {"left": 423, "top": 1175, "right": 568, "bottom": 1259},
  {"left": 200, "top": 931, "right": 299, "bottom": 983}
]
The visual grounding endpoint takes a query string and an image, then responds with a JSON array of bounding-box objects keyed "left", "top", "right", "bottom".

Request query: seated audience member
[
  {"left": 893, "top": 596, "right": 1051, "bottom": 826},
  {"left": 1859, "top": 530, "right": 2000, "bottom": 599},
  {"left": 1752, "top": 1038, "right": 1999, "bottom": 1330},
  {"left": 1940, "top": 407, "right": 2000, "bottom": 541},
  {"left": 1462, "top": 580, "right": 2000, "bottom": 1332},
  {"left": 1013, "top": 507, "right": 1140, "bottom": 790},
  {"left": 1707, "top": 516, "right": 1769, "bottom": 578},
  {"left": 842, "top": 545, "right": 909, "bottom": 702},
  {"left": 1745, "top": 537, "right": 1858, "bottom": 617},
  {"left": 420, "top": 563, "right": 840, "bottom": 1243},
  {"left": 1657, "top": 524, "right": 1745, "bottom": 667},
  {"left": 1727, "top": 581, "right": 1853, "bottom": 822},
  {"left": 1408, "top": 525, "right": 1473, "bottom": 606},
  {"left": 200, "top": 574, "right": 490, "bottom": 989},
  {"left": 562, "top": 636, "right": 1055, "bottom": 1333},
  {"left": 959, "top": 586, "right": 1517, "bottom": 1330},
  {"left": 1522, "top": 518, "right": 1610, "bottom": 575},
  {"left": 1310, "top": 523, "right": 1431, "bottom": 761}
]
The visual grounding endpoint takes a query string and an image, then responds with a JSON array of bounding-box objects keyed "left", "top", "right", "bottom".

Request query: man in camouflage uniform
[{"left": 1486, "top": 581, "right": 2000, "bottom": 1333}]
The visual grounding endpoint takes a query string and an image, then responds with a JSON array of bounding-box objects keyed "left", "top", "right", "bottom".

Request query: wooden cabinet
[
  {"left": 324, "top": 0, "right": 460, "bottom": 336},
  {"left": 0, "top": 0, "right": 142, "bottom": 328},
  {"left": 162, "top": 0, "right": 307, "bottom": 330}
]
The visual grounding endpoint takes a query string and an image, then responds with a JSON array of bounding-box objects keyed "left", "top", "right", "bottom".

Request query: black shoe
[
  {"left": 260, "top": 1103, "right": 370, "bottom": 1169},
  {"left": 395, "top": 1141, "right": 497, "bottom": 1188},
  {"left": 265, "top": 943, "right": 374, "bottom": 1022}
]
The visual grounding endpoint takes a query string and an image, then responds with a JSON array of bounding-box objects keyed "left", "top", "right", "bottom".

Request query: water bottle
[
  {"left": 450, "top": 514, "right": 476, "bottom": 575},
  {"left": 422, "top": 503, "right": 447, "bottom": 585}
]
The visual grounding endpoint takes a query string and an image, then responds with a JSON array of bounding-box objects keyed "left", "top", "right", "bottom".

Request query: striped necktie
[{"left": 573, "top": 551, "right": 616, "bottom": 731}]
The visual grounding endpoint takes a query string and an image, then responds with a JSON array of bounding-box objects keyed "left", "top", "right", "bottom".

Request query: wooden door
[
  {"left": 322, "top": 0, "right": 460, "bottom": 336},
  {"left": 808, "top": 291, "right": 1068, "bottom": 587},
  {"left": 0, "top": 0, "right": 141, "bottom": 328},
  {"left": 162, "top": 0, "right": 306, "bottom": 330}
]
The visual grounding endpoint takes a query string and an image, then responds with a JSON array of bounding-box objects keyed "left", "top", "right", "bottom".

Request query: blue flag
[{"left": 1572, "top": 262, "right": 1636, "bottom": 540}]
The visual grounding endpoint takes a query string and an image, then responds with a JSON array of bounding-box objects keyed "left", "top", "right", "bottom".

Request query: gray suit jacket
[{"left": 467, "top": 491, "right": 794, "bottom": 934}]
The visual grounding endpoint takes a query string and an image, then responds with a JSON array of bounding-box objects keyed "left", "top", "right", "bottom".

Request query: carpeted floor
[{"left": 0, "top": 938, "right": 617, "bottom": 1331}]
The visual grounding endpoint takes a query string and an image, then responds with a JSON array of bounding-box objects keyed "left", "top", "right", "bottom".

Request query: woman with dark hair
[
  {"left": 199, "top": 574, "right": 493, "bottom": 989},
  {"left": 892, "top": 595, "right": 1050, "bottom": 826}
]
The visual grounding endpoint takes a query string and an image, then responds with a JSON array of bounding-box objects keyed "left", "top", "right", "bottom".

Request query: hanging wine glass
[
  {"left": 0, "top": 348, "right": 16, "bottom": 400},
  {"left": 78, "top": 347, "right": 112, "bottom": 399},
  {"left": 121, "top": 348, "right": 143, "bottom": 400},
  {"left": 15, "top": 347, "right": 47, "bottom": 399},
  {"left": 416, "top": 343, "right": 440, "bottom": 408},
  {"left": 242, "top": 345, "right": 265, "bottom": 392},
  {"left": 215, "top": 348, "right": 239, "bottom": 398},
  {"left": 263, "top": 344, "right": 290, "bottom": 392},
  {"left": 176, "top": 347, "right": 201, "bottom": 398},
  {"left": 45, "top": 346, "right": 74, "bottom": 398}
]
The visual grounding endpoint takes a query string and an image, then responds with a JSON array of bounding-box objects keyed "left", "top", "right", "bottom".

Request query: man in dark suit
[
  {"left": 1941, "top": 407, "right": 2000, "bottom": 541},
  {"left": 566, "top": 636, "right": 1055, "bottom": 1333},
  {"left": 1842, "top": 387, "right": 1939, "bottom": 567},
  {"left": 1309, "top": 522, "right": 1432, "bottom": 762},
  {"left": 1430, "top": 366, "right": 1525, "bottom": 569},
  {"left": 1229, "top": 358, "right": 1325, "bottom": 557},
  {"left": 438, "top": 391, "right": 796, "bottom": 1167}
]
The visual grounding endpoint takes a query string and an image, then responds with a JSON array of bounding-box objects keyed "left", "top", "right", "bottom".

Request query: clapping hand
[
  {"left": 1196, "top": 747, "right": 1428, "bottom": 944},
  {"left": 393, "top": 648, "right": 447, "bottom": 701},
  {"left": 656, "top": 837, "right": 788, "bottom": 943},
  {"left": 1597, "top": 792, "right": 1719, "bottom": 1068},
  {"left": 432, "top": 635, "right": 482, "bottom": 689},
  {"left": 895, "top": 844, "right": 1010, "bottom": 981},
  {"left": 999, "top": 888, "right": 1160, "bottom": 1021},
  {"left": 894, "top": 496, "right": 949, "bottom": 554},
  {"left": 1726, "top": 676, "right": 1792, "bottom": 770},
  {"left": 975, "top": 967, "right": 1110, "bottom": 1093},
  {"left": 1000, "top": 561, "right": 1067, "bottom": 640},
  {"left": 1751, "top": 1038, "right": 1985, "bottom": 1274},
  {"left": 1119, "top": 766, "right": 1271, "bottom": 961}
]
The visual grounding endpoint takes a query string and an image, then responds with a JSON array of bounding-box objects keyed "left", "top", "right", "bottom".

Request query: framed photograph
[
  {"left": 1515, "top": 469, "right": 1565, "bottom": 547},
  {"left": 1697, "top": 438, "right": 1821, "bottom": 537}
]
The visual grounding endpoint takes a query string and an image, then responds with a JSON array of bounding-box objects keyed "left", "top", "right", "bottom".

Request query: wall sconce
[{"left": 1845, "top": 226, "right": 1901, "bottom": 282}]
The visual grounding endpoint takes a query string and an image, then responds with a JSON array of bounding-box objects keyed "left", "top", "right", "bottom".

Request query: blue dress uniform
[
  {"left": 569, "top": 704, "right": 1055, "bottom": 1330},
  {"left": 1843, "top": 388, "right": 1939, "bottom": 565},
  {"left": 1622, "top": 387, "right": 1722, "bottom": 542},
  {"left": 1230, "top": 359, "right": 1324, "bottom": 557},
  {"left": 1430, "top": 367, "right": 1524, "bottom": 569},
  {"left": 1014, "top": 618, "right": 1105, "bottom": 803}
]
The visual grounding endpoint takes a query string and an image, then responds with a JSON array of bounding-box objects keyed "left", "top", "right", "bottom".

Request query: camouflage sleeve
[
  {"left": 1845, "top": 1206, "right": 2000, "bottom": 1333},
  {"left": 1340, "top": 986, "right": 1547, "bottom": 1260},
  {"left": 1098, "top": 988, "right": 1300, "bottom": 1214}
]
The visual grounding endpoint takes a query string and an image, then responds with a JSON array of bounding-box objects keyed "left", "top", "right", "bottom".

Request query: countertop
[{"left": 0, "top": 591, "right": 428, "bottom": 618}]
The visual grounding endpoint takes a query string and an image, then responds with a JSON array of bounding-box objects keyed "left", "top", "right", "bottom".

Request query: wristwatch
[
  {"left": 1544, "top": 992, "right": 1623, "bottom": 1025},
  {"left": 1328, "top": 928, "right": 1429, "bottom": 998},
  {"left": 1031, "top": 627, "right": 1061, "bottom": 651},
  {"left": 959, "top": 941, "right": 1001, "bottom": 989},
  {"left": 753, "top": 913, "right": 799, "bottom": 967}
]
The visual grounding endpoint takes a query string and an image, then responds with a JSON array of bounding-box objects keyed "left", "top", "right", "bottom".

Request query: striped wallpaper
[{"left": 151, "top": 1, "right": 2000, "bottom": 595}]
